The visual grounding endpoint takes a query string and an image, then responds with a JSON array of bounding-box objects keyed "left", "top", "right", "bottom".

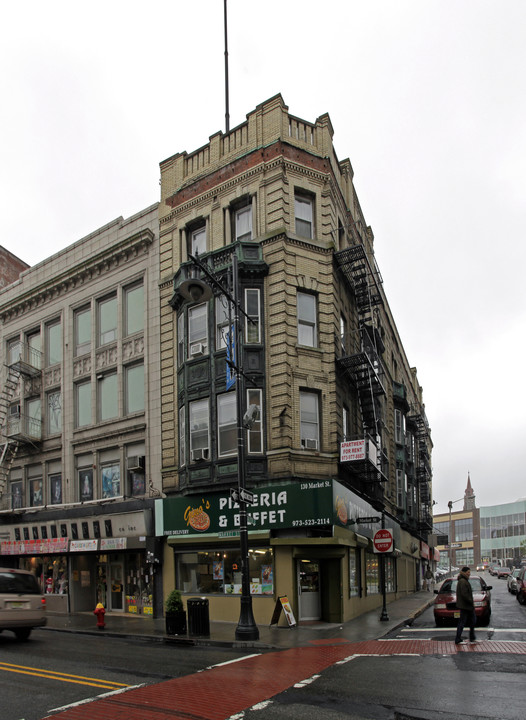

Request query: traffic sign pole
[{"left": 380, "top": 513, "right": 389, "bottom": 621}]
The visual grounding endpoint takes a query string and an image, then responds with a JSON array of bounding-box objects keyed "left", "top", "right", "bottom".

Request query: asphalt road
[{"left": 0, "top": 630, "right": 250, "bottom": 720}]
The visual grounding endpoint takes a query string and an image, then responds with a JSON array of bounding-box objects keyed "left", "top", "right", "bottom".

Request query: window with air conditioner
[
  {"left": 188, "top": 303, "right": 208, "bottom": 357},
  {"left": 191, "top": 447, "right": 210, "bottom": 461},
  {"left": 189, "top": 398, "right": 209, "bottom": 461},
  {"left": 127, "top": 455, "right": 145, "bottom": 472},
  {"left": 300, "top": 391, "right": 320, "bottom": 450}
]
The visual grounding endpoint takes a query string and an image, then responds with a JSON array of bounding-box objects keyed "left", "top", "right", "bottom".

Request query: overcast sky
[{"left": 1, "top": 1, "right": 524, "bottom": 514}]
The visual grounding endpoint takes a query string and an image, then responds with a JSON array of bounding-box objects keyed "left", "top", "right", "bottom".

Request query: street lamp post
[{"left": 179, "top": 252, "right": 259, "bottom": 641}]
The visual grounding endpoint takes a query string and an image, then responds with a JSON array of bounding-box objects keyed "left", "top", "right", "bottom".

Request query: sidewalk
[{"left": 43, "top": 589, "right": 436, "bottom": 649}]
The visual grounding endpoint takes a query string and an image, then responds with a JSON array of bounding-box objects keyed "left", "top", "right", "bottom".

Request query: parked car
[
  {"left": 434, "top": 575, "right": 492, "bottom": 627},
  {"left": 516, "top": 567, "right": 526, "bottom": 605},
  {"left": 488, "top": 565, "right": 501, "bottom": 576},
  {"left": 507, "top": 568, "right": 521, "bottom": 594},
  {"left": 0, "top": 568, "right": 47, "bottom": 640},
  {"left": 497, "top": 566, "right": 511, "bottom": 579}
]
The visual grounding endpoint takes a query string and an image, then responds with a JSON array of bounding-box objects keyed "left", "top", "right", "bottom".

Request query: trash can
[{"left": 187, "top": 597, "right": 210, "bottom": 636}]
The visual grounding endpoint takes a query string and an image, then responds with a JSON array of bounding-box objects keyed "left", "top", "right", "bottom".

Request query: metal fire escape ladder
[
  {"left": 335, "top": 245, "right": 387, "bottom": 484},
  {"left": 0, "top": 366, "right": 22, "bottom": 497},
  {"left": 335, "top": 245, "right": 385, "bottom": 436},
  {"left": 407, "top": 403, "right": 432, "bottom": 532}
]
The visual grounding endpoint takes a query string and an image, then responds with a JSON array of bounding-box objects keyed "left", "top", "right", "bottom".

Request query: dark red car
[
  {"left": 434, "top": 575, "right": 492, "bottom": 627},
  {"left": 516, "top": 567, "right": 526, "bottom": 605}
]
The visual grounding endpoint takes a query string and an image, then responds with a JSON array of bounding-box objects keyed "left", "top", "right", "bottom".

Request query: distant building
[
  {"left": 158, "top": 95, "right": 434, "bottom": 624},
  {"left": 433, "top": 475, "right": 526, "bottom": 569},
  {"left": 0, "top": 246, "right": 29, "bottom": 288},
  {"left": 0, "top": 205, "right": 163, "bottom": 616},
  {"left": 434, "top": 474, "right": 480, "bottom": 569}
]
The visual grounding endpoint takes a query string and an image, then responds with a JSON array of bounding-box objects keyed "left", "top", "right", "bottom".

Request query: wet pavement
[
  {"left": 44, "top": 590, "right": 437, "bottom": 649},
  {"left": 42, "top": 592, "right": 526, "bottom": 720}
]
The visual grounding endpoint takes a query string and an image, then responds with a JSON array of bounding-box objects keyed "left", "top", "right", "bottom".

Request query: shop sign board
[
  {"left": 0, "top": 538, "right": 69, "bottom": 555},
  {"left": 159, "top": 480, "right": 334, "bottom": 537},
  {"left": 270, "top": 595, "right": 297, "bottom": 627},
  {"left": 157, "top": 479, "right": 398, "bottom": 542},
  {"left": 70, "top": 539, "right": 98, "bottom": 552},
  {"left": 340, "top": 439, "right": 376, "bottom": 464},
  {"left": 101, "top": 537, "right": 127, "bottom": 551},
  {"left": 373, "top": 529, "right": 394, "bottom": 553}
]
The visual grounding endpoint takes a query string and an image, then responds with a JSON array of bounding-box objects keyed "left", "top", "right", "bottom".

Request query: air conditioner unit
[
  {"left": 127, "top": 455, "right": 145, "bottom": 472},
  {"left": 190, "top": 342, "right": 205, "bottom": 357},
  {"left": 9, "top": 404, "right": 21, "bottom": 415},
  {"left": 303, "top": 438, "right": 319, "bottom": 450},
  {"left": 191, "top": 447, "right": 209, "bottom": 462}
]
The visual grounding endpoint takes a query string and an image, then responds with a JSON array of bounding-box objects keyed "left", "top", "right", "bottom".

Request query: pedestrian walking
[
  {"left": 425, "top": 565, "right": 434, "bottom": 592},
  {"left": 455, "top": 566, "right": 477, "bottom": 644}
]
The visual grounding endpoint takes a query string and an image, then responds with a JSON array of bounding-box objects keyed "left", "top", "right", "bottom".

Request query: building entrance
[{"left": 297, "top": 559, "right": 321, "bottom": 621}]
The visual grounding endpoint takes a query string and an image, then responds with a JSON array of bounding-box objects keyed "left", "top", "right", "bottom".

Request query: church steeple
[{"left": 463, "top": 472, "right": 476, "bottom": 511}]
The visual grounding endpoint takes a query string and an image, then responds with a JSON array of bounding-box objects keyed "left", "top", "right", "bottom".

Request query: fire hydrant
[{"left": 94, "top": 603, "right": 106, "bottom": 630}]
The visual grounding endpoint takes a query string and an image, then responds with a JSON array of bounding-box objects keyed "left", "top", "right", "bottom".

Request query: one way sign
[{"left": 230, "top": 487, "right": 255, "bottom": 504}]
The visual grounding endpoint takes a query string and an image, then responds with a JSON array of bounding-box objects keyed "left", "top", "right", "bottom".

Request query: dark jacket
[{"left": 456, "top": 571, "right": 474, "bottom": 611}]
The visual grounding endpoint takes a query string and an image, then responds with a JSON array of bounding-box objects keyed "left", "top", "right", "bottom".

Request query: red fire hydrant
[{"left": 94, "top": 602, "right": 106, "bottom": 630}]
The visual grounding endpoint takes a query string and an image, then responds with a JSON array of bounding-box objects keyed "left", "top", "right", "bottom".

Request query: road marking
[
  {"left": 0, "top": 660, "right": 129, "bottom": 690},
  {"left": 400, "top": 627, "right": 526, "bottom": 634},
  {"left": 45, "top": 685, "right": 144, "bottom": 718}
]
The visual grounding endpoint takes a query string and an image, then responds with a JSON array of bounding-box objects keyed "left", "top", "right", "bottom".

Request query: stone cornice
[{"left": 0, "top": 229, "right": 155, "bottom": 324}]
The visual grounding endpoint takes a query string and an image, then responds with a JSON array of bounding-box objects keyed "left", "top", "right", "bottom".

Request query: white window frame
[
  {"left": 179, "top": 406, "right": 186, "bottom": 467},
  {"left": 188, "top": 303, "right": 208, "bottom": 356},
  {"left": 394, "top": 409, "right": 404, "bottom": 445},
  {"left": 295, "top": 193, "right": 313, "bottom": 238},
  {"left": 75, "top": 306, "right": 91, "bottom": 357},
  {"left": 246, "top": 388, "right": 263, "bottom": 454},
  {"left": 217, "top": 393, "right": 237, "bottom": 457},
  {"left": 300, "top": 391, "right": 320, "bottom": 450},
  {"left": 98, "top": 295, "right": 118, "bottom": 346},
  {"left": 245, "top": 288, "right": 261, "bottom": 344},
  {"left": 343, "top": 405, "right": 350, "bottom": 441},
  {"left": 235, "top": 205, "right": 252, "bottom": 241},
  {"left": 216, "top": 296, "right": 234, "bottom": 350},
  {"left": 297, "top": 291, "right": 317, "bottom": 347},
  {"left": 190, "top": 225, "right": 207, "bottom": 256},
  {"left": 189, "top": 398, "right": 210, "bottom": 459},
  {"left": 75, "top": 381, "right": 92, "bottom": 428}
]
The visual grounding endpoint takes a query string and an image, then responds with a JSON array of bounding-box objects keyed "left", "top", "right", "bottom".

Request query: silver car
[
  {"left": 0, "top": 568, "right": 47, "bottom": 640},
  {"left": 507, "top": 568, "right": 521, "bottom": 594}
]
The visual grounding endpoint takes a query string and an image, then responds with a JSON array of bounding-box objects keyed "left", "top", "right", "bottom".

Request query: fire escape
[
  {"left": 0, "top": 341, "right": 42, "bottom": 505},
  {"left": 408, "top": 402, "right": 432, "bottom": 535},
  {"left": 335, "top": 244, "right": 388, "bottom": 496}
]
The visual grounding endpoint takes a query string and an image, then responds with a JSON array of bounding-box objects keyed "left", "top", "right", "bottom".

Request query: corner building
[{"left": 158, "top": 95, "right": 434, "bottom": 625}]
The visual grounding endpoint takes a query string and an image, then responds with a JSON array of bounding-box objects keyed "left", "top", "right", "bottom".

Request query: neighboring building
[
  {"left": 0, "top": 246, "right": 29, "bottom": 288},
  {"left": 434, "top": 475, "right": 526, "bottom": 569},
  {"left": 157, "top": 95, "right": 434, "bottom": 625},
  {"left": 434, "top": 476, "right": 480, "bottom": 570},
  {"left": 0, "top": 205, "right": 163, "bottom": 617},
  {"left": 480, "top": 500, "right": 526, "bottom": 567}
]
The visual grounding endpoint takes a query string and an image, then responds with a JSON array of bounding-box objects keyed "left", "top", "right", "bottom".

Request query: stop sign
[{"left": 373, "top": 528, "right": 394, "bottom": 553}]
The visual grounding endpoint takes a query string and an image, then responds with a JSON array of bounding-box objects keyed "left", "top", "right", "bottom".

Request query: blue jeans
[{"left": 456, "top": 608, "right": 476, "bottom": 642}]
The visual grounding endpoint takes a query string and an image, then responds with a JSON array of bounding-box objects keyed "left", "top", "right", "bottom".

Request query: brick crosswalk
[{"left": 45, "top": 638, "right": 526, "bottom": 720}]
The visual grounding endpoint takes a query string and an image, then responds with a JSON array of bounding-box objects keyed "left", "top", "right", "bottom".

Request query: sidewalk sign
[{"left": 269, "top": 595, "right": 297, "bottom": 628}]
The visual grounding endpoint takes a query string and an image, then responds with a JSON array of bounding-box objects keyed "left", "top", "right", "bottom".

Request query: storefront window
[
  {"left": 385, "top": 556, "right": 396, "bottom": 593},
  {"left": 21, "top": 555, "right": 68, "bottom": 595},
  {"left": 349, "top": 549, "right": 361, "bottom": 597},
  {"left": 365, "top": 552, "right": 380, "bottom": 595},
  {"left": 176, "top": 548, "right": 274, "bottom": 595}
]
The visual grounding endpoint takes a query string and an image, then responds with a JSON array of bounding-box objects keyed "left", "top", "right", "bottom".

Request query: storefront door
[
  {"left": 110, "top": 562, "right": 124, "bottom": 611},
  {"left": 298, "top": 560, "right": 321, "bottom": 621}
]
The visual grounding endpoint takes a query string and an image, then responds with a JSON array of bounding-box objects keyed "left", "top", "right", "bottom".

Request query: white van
[{"left": 0, "top": 568, "right": 47, "bottom": 640}]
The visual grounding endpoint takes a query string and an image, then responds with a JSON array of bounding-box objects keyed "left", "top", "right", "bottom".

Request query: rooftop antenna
[{"left": 224, "top": 0, "right": 230, "bottom": 133}]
